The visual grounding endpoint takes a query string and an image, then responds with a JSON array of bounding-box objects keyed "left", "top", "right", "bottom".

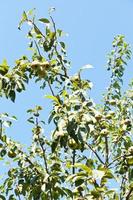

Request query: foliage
[{"left": 0, "top": 9, "right": 133, "bottom": 200}]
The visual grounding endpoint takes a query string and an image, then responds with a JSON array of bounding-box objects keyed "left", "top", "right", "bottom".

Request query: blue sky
[{"left": 0, "top": 0, "right": 133, "bottom": 143}]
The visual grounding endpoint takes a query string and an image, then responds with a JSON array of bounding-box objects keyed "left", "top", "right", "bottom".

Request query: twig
[
  {"left": 86, "top": 143, "right": 104, "bottom": 165},
  {"left": 0, "top": 120, "right": 2, "bottom": 135},
  {"left": 34, "top": 40, "right": 42, "bottom": 58},
  {"left": 120, "top": 175, "right": 126, "bottom": 200},
  {"left": 35, "top": 116, "right": 49, "bottom": 174},
  {"left": 126, "top": 187, "right": 133, "bottom": 200},
  {"left": 23, "top": 154, "right": 41, "bottom": 175},
  {"left": 107, "top": 153, "right": 132, "bottom": 167},
  {"left": 28, "top": 20, "right": 47, "bottom": 40},
  {"left": 35, "top": 116, "right": 53, "bottom": 200},
  {"left": 50, "top": 15, "right": 68, "bottom": 78},
  {"left": 105, "top": 136, "right": 109, "bottom": 165},
  {"left": 57, "top": 72, "right": 69, "bottom": 79},
  {"left": 18, "top": 194, "right": 22, "bottom": 200},
  {"left": 47, "top": 79, "right": 55, "bottom": 96},
  {"left": 72, "top": 150, "right": 76, "bottom": 174},
  {"left": 38, "top": 136, "right": 49, "bottom": 174}
]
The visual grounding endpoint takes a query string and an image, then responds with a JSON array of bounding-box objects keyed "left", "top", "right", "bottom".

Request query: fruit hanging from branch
[{"left": 30, "top": 60, "right": 50, "bottom": 78}]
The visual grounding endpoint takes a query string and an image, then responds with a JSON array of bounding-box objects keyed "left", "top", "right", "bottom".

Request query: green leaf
[
  {"left": 27, "top": 8, "right": 35, "bottom": 16},
  {"left": 60, "top": 42, "right": 66, "bottom": 49},
  {"left": 3, "top": 121, "right": 12, "bottom": 128},
  {"left": 51, "top": 140, "right": 59, "bottom": 153},
  {"left": 34, "top": 26, "right": 42, "bottom": 35},
  {"left": 0, "top": 59, "right": 9, "bottom": 75},
  {"left": 45, "top": 95, "right": 60, "bottom": 104},
  {"left": 74, "top": 163, "right": 92, "bottom": 175},
  {"left": 0, "top": 149, "right": 7, "bottom": 157},
  {"left": 9, "top": 90, "right": 16, "bottom": 102},
  {"left": 39, "top": 18, "right": 50, "bottom": 24},
  {"left": 2, "top": 59, "right": 8, "bottom": 66},
  {"left": 91, "top": 190, "right": 101, "bottom": 198},
  {"left": 22, "top": 11, "right": 28, "bottom": 21},
  {"left": 18, "top": 11, "right": 28, "bottom": 29},
  {"left": 104, "top": 170, "right": 114, "bottom": 179},
  {"left": 0, "top": 195, "right": 6, "bottom": 200}
]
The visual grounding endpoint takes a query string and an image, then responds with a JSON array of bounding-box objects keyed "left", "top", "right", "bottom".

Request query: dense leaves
[{"left": 0, "top": 9, "right": 133, "bottom": 200}]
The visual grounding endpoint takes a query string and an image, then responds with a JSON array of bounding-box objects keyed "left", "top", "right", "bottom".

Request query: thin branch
[
  {"left": 105, "top": 136, "right": 109, "bottom": 165},
  {"left": 34, "top": 40, "right": 42, "bottom": 58},
  {"left": 47, "top": 79, "right": 55, "bottom": 96},
  {"left": 38, "top": 140, "right": 53, "bottom": 200},
  {"left": 107, "top": 153, "right": 132, "bottom": 167},
  {"left": 120, "top": 175, "right": 126, "bottom": 200},
  {"left": 0, "top": 120, "right": 2, "bottom": 136},
  {"left": 18, "top": 194, "right": 21, "bottom": 200},
  {"left": 28, "top": 20, "right": 47, "bottom": 40},
  {"left": 50, "top": 16, "right": 57, "bottom": 39},
  {"left": 38, "top": 136, "right": 49, "bottom": 174},
  {"left": 72, "top": 150, "right": 76, "bottom": 174},
  {"left": 35, "top": 116, "right": 53, "bottom": 200},
  {"left": 126, "top": 187, "right": 133, "bottom": 200},
  {"left": 24, "top": 155, "right": 41, "bottom": 175},
  {"left": 50, "top": 15, "right": 68, "bottom": 78},
  {"left": 35, "top": 116, "right": 49, "bottom": 174},
  {"left": 25, "top": 153, "right": 54, "bottom": 200},
  {"left": 86, "top": 143, "right": 104, "bottom": 165},
  {"left": 57, "top": 72, "right": 69, "bottom": 79}
]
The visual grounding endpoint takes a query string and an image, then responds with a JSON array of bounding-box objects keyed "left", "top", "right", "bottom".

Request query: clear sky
[{"left": 0, "top": 0, "right": 133, "bottom": 143}]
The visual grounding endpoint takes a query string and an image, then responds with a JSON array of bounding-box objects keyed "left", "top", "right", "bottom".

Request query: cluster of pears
[{"left": 30, "top": 60, "right": 51, "bottom": 79}]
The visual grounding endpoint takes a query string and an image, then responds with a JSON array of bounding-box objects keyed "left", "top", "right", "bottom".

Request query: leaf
[
  {"left": 36, "top": 105, "right": 43, "bottom": 111},
  {"left": 79, "top": 64, "right": 93, "bottom": 72},
  {"left": 9, "top": 90, "right": 16, "bottom": 102},
  {"left": 0, "top": 149, "right": 7, "bottom": 157},
  {"left": 74, "top": 163, "right": 92, "bottom": 175},
  {"left": 27, "top": 109, "right": 34, "bottom": 113},
  {"left": 62, "top": 188, "right": 73, "bottom": 198},
  {"left": 60, "top": 42, "right": 66, "bottom": 49},
  {"left": 34, "top": 26, "right": 41, "bottom": 35},
  {"left": 22, "top": 11, "right": 28, "bottom": 21},
  {"left": 18, "top": 11, "right": 28, "bottom": 29},
  {"left": 48, "top": 112, "right": 54, "bottom": 124},
  {"left": 0, "top": 195, "right": 6, "bottom": 200},
  {"left": 27, "top": 8, "right": 35, "bottom": 16},
  {"left": 45, "top": 95, "right": 60, "bottom": 104},
  {"left": 9, "top": 116, "right": 17, "bottom": 121},
  {"left": 16, "top": 81, "right": 25, "bottom": 92},
  {"left": 75, "top": 177, "right": 85, "bottom": 186},
  {"left": 91, "top": 190, "right": 101, "bottom": 198},
  {"left": 66, "top": 174, "right": 76, "bottom": 182},
  {"left": 3, "top": 121, "right": 12, "bottom": 128},
  {"left": 1, "top": 135, "right": 7, "bottom": 143},
  {"left": 0, "top": 59, "right": 9, "bottom": 75},
  {"left": 51, "top": 140, "right": 59, "bottom": 153},
  {"left": 104, "top": 170, "right": 114, "bottom": 179},
  {"left": 39, "top": 18, "right": 50, "bottom": 24},
  {"left": 2, "top": 59, "right": 8, "bottom": 66},
  {"left": 27, "top": 117, "right": 34, "bottom": 124}
]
